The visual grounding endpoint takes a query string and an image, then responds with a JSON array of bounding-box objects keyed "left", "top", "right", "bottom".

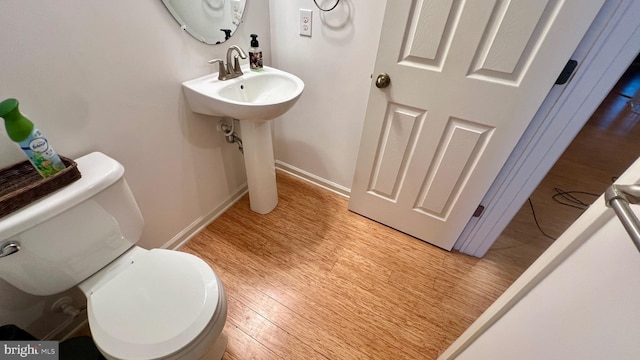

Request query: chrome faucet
[
  {"left": 208, "top": 45, "right": 248, "bottom": 81},
  {"left": 226, "top": 45, "right": 247, "bottom": 76}
]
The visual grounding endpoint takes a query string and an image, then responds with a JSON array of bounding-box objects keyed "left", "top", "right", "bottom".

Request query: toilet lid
[{"left": 86, "top": 249, "right": 220, "bottom": 360}]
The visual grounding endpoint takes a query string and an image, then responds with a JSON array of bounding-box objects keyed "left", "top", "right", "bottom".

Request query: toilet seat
[{"left": 83, "top": 248, "right": 221, "bottom": 360}]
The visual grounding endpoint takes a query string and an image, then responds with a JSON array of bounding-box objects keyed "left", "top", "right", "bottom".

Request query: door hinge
[
  {"left": 555, "top": 59, "right": 578, "bottom": 85},
  {"left": 473, "top": 205, "right": 485, "bottom": 218}
]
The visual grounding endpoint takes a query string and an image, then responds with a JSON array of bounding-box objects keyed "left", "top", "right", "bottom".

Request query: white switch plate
[{"left": 300, "top": 9, "right": 312, "bottom": 37}]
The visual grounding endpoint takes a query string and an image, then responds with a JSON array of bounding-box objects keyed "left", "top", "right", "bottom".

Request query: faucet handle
[
  {"left": 233, "top": 55, "right": 243, "bottom": 75},
  {"left": 208, "top": 59, "right": 227, "bottom": 80}
]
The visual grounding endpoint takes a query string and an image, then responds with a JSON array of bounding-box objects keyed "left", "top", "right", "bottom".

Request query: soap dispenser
[{"left": 249, "top": 34, "right": 263, "bottom": 71}]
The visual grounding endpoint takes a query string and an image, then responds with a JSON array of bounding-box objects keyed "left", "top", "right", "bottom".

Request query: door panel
[
  {"left": 349, "top": 0, "right": 605, "bottom": 250},
  {"left": 470, "top": 0, "right": 556, "bottom": 82},
  {"left": 369, "top": 103, "right": 425, "bottom": 200},
  {"left": 413, "top": 118, "right": 492, "bottom": 220}
]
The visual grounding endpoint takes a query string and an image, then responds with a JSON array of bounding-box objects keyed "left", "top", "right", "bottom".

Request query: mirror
[{"left": 162, "top": 0, "right": 247, "bottom": 44}]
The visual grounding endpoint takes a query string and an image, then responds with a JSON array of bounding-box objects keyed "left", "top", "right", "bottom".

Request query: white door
[
  {"left": 440, "top": 156, "right": 640, "bottom": 359},
  {"left": 349, "top": 0, "right": 605, "bottom": 250}
]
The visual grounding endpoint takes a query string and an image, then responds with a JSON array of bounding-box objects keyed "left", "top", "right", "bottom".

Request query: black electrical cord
[
  {"left": 313, "top": 0, "right": 340, "bottom": 12},
  {"left": 551, "top": 187, "right": 599, "bottom": 210},
  {"left": 528, "top": 187, "right": 601, "bottom": 241},
  {"left": 527, "top": 198, "right": 557, "bottom": 241}
]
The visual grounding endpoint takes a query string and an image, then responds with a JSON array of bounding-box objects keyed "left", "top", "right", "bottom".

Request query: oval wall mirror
[{"left": 162, "top": 0, "right": 247, "bottom": 44}]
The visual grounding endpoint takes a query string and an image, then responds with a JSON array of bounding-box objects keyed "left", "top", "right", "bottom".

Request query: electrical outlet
[{"left": 300, "top": 9, "right": 312, "bottom": 37}]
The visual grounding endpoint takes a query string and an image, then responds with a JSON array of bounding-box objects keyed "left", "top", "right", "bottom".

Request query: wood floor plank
[
  {"left": 226, "top": 296, "right": 328, "bottom": 360},
  {"left": 329, "top": 248, "right": 393, "bottom": 292},
  {"left": 317, "top": 271, "right": 452, "bottom": 358},
  {"left": 222, "top": 322, "right": 280, "bottom": 360},
  {"left": 213, "top": 259, "right": 372, "bottom": 359}
]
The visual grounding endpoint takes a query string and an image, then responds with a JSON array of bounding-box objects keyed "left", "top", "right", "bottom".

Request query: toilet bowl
[
  {"left": 0, "top": 152, "right": 228, "bottom": 359},
  {"left": 79, "top": 247, "right": 228, "bottom": 360}
]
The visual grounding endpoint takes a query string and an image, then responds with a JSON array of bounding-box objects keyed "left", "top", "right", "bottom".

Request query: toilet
[{"left": 0, "top": 152, "right": 227, "bottom": 360}]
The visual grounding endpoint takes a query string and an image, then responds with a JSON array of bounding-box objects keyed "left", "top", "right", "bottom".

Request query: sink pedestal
[{"left": 239, "top": 119, "right": 278, "bottom": 214}]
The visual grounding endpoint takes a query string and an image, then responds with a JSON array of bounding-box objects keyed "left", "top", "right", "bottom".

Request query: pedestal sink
[{"left": 182, "top": 65, "right": 304, "bottom": 214}]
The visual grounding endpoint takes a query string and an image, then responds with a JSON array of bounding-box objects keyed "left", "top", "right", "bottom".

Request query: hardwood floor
[
  {"left": 486, "top": 59, "right": 640, "bottom": 273},
  {"left": 182, "top": 172, "right": 523, "bottom": 360}
]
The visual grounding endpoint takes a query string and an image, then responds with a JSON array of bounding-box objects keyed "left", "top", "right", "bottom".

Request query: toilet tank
[{"left": 0, "top": 152, "right": 144, "bottom": 296}]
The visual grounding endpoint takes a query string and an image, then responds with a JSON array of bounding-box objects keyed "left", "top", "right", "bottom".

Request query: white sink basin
[{"left": 182, "top": 65, "right": 304, "bottom": 121}]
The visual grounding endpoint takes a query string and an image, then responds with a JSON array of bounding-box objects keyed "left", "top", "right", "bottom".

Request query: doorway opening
[{"left": 484, "top": 53, "right": 640, "bottom": 275}]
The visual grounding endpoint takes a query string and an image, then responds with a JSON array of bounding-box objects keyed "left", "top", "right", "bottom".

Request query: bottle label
[
  {"left": 18, "top": 128, "right": 66, "bottom": 178},
  {"left": 250, "top": 51, "right": 263, "bottom": 70}
]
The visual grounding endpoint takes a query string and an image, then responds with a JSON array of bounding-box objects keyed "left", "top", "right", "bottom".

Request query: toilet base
[{"left": 200, "top": 332, "right": 228, "bottom": 360}]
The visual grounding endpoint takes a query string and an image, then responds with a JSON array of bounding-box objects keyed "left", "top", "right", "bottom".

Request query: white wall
[
  {"left": 0, "top": 0, "right": 269, "bottom": 338},
  {"left": 269, "top": 0, "right": 386, "bottom": 189}
]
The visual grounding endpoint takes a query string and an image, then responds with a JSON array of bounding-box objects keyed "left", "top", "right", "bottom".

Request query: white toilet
[{"left": 0, "top": 152, "right": 227, "bottom": 360}]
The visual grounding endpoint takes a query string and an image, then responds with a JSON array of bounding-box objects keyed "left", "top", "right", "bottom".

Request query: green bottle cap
[
  {"left": 0, "top": 98, "right": 18, "bottom": 118},
  {"left": 0, "top": 98, "right": 34, "bottom": 142}
]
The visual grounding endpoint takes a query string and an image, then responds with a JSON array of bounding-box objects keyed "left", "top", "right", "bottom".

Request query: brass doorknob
[{"left": 375, "top": 73, "right": 391, "bottom": 88}]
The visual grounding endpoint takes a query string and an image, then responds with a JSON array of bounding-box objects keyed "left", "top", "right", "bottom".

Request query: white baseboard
[
  {"left": 163, "top": 162, "right": 348, "bottom": 251},
  {"left": 275, "top": 161, "right": 351, "bottom": 198},
  {"left": 162, "top": 184, "right": 249, "bottom": 250}
]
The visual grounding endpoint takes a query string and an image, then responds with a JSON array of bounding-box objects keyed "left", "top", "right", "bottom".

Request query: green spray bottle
[{"left": 0, "top": 98, "right": 66, "bottom": 178}]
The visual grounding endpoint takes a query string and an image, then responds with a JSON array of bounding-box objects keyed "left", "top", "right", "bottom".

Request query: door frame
[{"left": 455, "top": 0, "right": 640, "bottom": 257}]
